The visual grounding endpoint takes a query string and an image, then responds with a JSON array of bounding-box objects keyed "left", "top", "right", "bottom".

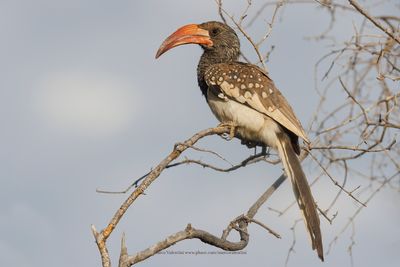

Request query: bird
[{"left": 155, "top": 21, "right": 323, "bottom": 261}]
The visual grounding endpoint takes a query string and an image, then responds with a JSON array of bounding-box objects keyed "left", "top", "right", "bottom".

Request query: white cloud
[{"left": 32, "top": 71, "right": 137, "bottom": 137}]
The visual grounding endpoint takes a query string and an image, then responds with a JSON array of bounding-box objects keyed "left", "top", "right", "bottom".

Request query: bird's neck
[{"left": 197, "top": 49, "right": 239, "bottom": 97}]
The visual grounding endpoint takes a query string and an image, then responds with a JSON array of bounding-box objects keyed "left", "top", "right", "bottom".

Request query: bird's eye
[{"left": 211, "top": 28, "right": 220, "bottom": 36}]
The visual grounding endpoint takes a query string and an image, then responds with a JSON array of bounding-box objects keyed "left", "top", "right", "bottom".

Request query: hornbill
[{"left": 156, "top": 21, "right": 323, "bottom": 261}]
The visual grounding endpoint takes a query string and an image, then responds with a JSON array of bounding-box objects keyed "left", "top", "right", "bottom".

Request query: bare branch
[
  {"left": 348, "top": 0, "right": 400, "bottom": 44},
  {"left": 124, "top": 224, "right": 249, "bottom": 266},
  {"left": 92, "top": 125, "right": 232, "bottom": 265},
  {"left": 307, "top": 150, "right": 366, "bottom": 206}
]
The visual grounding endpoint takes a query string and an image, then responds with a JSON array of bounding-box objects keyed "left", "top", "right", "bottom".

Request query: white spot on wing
[
  {"left": 218, "top": 92, "right": 227, "bottom": 100},
  {"left": 244, "top": 91, "right": 252, "bottom": 99}
]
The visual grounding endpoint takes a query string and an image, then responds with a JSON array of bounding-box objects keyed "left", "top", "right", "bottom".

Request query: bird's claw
[{"left": 219, "top": 122, "right": 237, "bottom": 140}]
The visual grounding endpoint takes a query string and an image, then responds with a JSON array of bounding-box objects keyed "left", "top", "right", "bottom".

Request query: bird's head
[{"left": 155, "top": 21, "right": 240, "bottom": 59}]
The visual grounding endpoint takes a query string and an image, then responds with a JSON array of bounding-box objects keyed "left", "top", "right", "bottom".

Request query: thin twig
[{"left": 348, "top": 0, "right": 400, "bottom": 44}]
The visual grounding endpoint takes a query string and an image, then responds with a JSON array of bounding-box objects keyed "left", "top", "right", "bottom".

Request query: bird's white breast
[{"left": 207, "top": 89, "right": 280, "bottom": 149}]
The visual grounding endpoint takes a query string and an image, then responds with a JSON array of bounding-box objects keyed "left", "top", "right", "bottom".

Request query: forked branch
[{"left": 92, "top": 125, "right": 288, "bottom": 267}]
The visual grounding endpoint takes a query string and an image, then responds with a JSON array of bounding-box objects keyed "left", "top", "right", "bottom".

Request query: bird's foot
[{"left": 218, "top": 121, "right": 237, "bottom": 140}]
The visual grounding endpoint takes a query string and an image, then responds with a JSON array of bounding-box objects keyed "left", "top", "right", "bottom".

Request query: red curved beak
[{"left": 155, "top": 24, "right": 213, "bottom": 59}]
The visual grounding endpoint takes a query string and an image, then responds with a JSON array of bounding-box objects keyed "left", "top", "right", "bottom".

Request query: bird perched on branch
[{"left": 156, "top": 21, "right": 323, "bottom": 261}]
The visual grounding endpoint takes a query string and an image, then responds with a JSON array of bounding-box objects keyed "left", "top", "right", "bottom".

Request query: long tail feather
[{"left": 276, "top": 133, "right": 324, "bottom": 261}]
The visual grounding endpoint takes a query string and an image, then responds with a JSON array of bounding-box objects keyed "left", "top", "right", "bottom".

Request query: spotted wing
[{"left": 204, "top": 62, "right": 309, "bottom": 143}]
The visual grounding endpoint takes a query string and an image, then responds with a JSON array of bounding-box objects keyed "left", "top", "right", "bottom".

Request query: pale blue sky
[{"left": 0, "top": 1, "right": 399, "bottom": 267}]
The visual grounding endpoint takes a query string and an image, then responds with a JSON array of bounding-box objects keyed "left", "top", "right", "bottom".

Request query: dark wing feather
[{"left": 204, "top": 62, "right": 309, "bottom": 143}]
